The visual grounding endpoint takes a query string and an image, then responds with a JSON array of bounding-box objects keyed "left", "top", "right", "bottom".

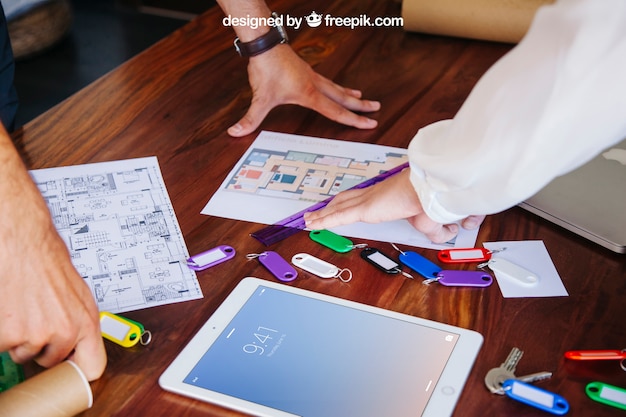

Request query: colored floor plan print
[
  {"left": 226, "top": 149, "right": 408, "bottom": 203},
  {"left": 29, "top": 157, "right": 202, "bottom": 314},
  {"left": 203, "top": 131, "right": 479, "bottom": 250}
]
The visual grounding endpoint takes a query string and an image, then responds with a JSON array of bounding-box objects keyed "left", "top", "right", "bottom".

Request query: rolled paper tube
[
  {"left": 401, "top": 0, "right": 555, "bottom": 43},
  {"left": 0, "top": 360, "right": 93, "bottom": 417}
]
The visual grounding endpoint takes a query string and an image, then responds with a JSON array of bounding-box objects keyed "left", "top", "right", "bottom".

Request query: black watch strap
[{"left": 233, "top": 13, "right": 288, "bottom": 57}]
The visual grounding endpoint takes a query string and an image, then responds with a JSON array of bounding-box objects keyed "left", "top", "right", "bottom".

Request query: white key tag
[
  {"left": 479, "top": 258, "right": 539, "bottom": 286},
  {"left": 502, "top": 379, "right": 569, "bottom": 415},
  {"left": 291, "top": 253, "right": 352, "bottom": 282}
]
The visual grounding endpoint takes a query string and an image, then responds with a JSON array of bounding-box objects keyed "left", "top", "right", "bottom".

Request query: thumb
[
  {"left": 69, "top": 333, "right": 107, "bottom": 381},
  {"left": 227, "top": 99, "right": 273, "bottom": 137}
]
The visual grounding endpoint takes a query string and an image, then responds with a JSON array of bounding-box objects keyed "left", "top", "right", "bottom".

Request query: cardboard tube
[
  {"left": 402, "top": 0, "right": 555, "bottom": 43},
  {"left": 0, "top": 361, "right": 93, "bottom": 417}
]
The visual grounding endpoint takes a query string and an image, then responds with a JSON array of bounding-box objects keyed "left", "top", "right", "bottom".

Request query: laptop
[{"left": 519, "top": 138, "right": 626, "bottom": 254}]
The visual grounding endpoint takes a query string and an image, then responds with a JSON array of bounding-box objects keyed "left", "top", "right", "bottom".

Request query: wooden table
[{"left": 13, "top": 0, "right": 626, "bottom": 415}]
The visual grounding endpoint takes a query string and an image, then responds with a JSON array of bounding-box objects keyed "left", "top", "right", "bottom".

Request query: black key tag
[{"left": 360, "top": 248, "right": 412, "bottom": 278}]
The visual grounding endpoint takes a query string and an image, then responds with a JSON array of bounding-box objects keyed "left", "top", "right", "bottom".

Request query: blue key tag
[
  {"left": 502, "top": 379, "right": 569, "bottom": 415},
  {"left": 187, "top": 245, "right": 236, "bottom": 271},
  {"left": 391, "top": 244, "right": 441, "bottom": 279},
  {"left": 423, "top": 270, "right": 493, "bottom": 287},
  {"left": 247, "top": 251, "right": 298, "bottom": 282}
]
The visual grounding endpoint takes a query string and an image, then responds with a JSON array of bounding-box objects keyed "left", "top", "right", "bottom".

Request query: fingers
[
  {"left": 7, "top": 310, "right": 106, "bottom": 381},
  {"left": 408, "top": 214, "right": 460, "bottom": 244},
  {"left": 461, "top": 215, "right": 486, "bottom": 230},
  {"left": 308, "top": 92, "right": 379, "bottom": 130},
  {"left": 227, "top": 46, "right": 380, "bottom": 137},
  {"left": 313, "top": 73, "right": 381, "bottom": 114},
  {"left": 69, "top": 333, "right": 107, "bottom": 381},
  {"left": 304, "top": 189, "right": 366, "bottom": 230}
]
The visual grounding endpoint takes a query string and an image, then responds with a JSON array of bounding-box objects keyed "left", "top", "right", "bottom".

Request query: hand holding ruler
[{"left": 251, "top": 162, "right": 410, "bottom": 245}]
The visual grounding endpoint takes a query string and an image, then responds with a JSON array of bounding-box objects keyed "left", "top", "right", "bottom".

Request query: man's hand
[
  {"left": 228, "top": 45, "right": 380, "bottom": 137},
  {"left": 0, "top": 127, "right": 106, "bottom": 381}
]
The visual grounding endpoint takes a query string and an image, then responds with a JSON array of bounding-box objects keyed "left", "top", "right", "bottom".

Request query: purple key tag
[
  {"left": 247, "top": 251, "right": 298, "bottom": 282},
  {"left": 187, "top": 245, "right": 236, "bottom": 271},
  {"left": 423, "top": 270, "right": 493, "bottom": 287}
]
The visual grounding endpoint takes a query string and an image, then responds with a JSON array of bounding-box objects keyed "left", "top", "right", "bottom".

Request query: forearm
[
  {"left": 0, "top": 125, "right": 51, "bottom": 228},
  {"left": 409, "top": 0, "right": 626, "bottom": 223}
]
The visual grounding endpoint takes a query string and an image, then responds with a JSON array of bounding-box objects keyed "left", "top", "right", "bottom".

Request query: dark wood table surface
[{"left": 12, "top": 0, "right": 625, "bottom": 415}]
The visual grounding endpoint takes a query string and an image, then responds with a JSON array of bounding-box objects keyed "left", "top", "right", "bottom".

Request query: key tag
[
  {"left": 390, "top": 243, "right": 441, "bottom": 279},
  {"left": 586, "top": 381, "right": 626, "bottom": 410},
  {"left": 247, "top": 251, "right": 298, "bottom": 282},
  {"left": 187, "top": 245, "right": 236, "bottom": 271},
  {"left": 438, "top": 247, "right": 506, "bottom": 264},
  {"left": 565, "top": 349, "right": 626, "bottom": 372},
  {"left": 502, "top": 379, "right": 569, "bottom": 415},
  {"left": 291, "top": 253, "right": 352, "bottom": 282},
  {"left": 309, "top": 230, "right": 367, "bottom": 253},
  {"left": 423, "top": 270, "right": 493, "bottom": 287},
  {"left": 360, "top": 247, "right": 413, "bottom": 278},
  {"left": 100, "top": 312, "right": 152, "bottom": 348},
  {"left": 478, "top": 258, "right": 539, "bottom": 286}
]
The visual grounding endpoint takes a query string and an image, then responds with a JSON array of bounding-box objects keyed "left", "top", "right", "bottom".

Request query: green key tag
[
  {"left": 586, "top": 381, "right": 626, "bottom": 410},
  {"left": 309, "top": 230, "right": 365, "bottom": 253},
  {"left": 0, "top": 351, "right": 25, "bottom": 392}
]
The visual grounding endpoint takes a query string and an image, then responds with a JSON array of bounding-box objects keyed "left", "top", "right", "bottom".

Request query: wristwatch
[{"left": 233, "top": 12, "right": 289, "bottom": 57}]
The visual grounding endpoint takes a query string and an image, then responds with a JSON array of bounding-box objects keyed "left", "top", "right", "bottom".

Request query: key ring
[
  {"left": 621, "top": 349, "right": 626, "bottom": 372},
  {"left": 140, "top": 330, "right": 153, "bottom": 346},
  {"left": 336, "top": 268, "right": 353, "bottom": 283}
]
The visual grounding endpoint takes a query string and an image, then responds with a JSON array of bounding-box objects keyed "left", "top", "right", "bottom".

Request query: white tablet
[{"left": 159, "top": 277, "right": 483, "bottom": 417}]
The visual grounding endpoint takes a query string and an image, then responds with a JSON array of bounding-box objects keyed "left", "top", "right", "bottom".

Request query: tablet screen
[{"left": 181, "top": 284, "right": 463, "bottom": 416}]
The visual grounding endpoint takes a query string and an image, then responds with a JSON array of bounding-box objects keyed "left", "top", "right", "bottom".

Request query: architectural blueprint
[
  {"left": 202, "top": 131, "right": 479, "bottom": 250},
  {"left": 29, "top": 157, "right": 202, "bottom": 314}
]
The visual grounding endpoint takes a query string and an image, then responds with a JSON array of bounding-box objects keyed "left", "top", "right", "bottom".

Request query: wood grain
[{"left": 11, "top": 1, "right": 625, "bottom": 416}]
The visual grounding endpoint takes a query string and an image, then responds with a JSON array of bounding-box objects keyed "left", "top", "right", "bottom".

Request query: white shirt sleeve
[{"left": 408, "top": 0, "right": 626, "bottom": 224}]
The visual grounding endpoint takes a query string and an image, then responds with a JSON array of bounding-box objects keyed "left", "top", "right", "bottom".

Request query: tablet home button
[{"left": 441, "top": 386, "right": 455, "bottom": 395}]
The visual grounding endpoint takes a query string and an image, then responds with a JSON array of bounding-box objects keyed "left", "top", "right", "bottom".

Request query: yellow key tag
[{"left": 100, "top": 312, "right": 143, "bottom": 348}]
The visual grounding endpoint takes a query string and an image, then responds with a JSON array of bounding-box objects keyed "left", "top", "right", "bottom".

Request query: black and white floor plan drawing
[{"left": 30, "top": 157, "right": 202, "bottom": 314}]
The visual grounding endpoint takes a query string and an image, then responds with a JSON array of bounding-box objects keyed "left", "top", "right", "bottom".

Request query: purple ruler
[{"left": 251, "top": 162, "right": 410, "bottom": 246}]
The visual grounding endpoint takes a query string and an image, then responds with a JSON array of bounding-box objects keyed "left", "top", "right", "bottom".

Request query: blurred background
[{"left": 6, "top": 0, "right": 215, "bottom": 128}]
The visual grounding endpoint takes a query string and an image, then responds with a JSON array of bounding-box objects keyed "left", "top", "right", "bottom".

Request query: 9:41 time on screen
[{"left": 243, "top": 326, "right": 278, "bottom": 355}]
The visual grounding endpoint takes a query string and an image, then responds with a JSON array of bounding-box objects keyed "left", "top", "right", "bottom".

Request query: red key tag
[
  {"left": 438, "top": 247, "right": 505, "bottom": 264},
  {"left": 565, "top": 349, "right": 626, "bottom": 372},
  {"left": 565, "top": 350, "right": 626, "bottom": 360}
]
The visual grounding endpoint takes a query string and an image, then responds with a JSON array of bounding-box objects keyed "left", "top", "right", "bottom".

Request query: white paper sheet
[
  {"left": 201, "top": 131, "right": 479, "bottom": 249},
  {"left": 483, "top": 241, "right": 568, "bottom": 298},
  {"left": 29, "top": 157, "right": 202, "bottom": 314}
]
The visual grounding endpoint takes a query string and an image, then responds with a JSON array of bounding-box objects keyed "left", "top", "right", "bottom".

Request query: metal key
[
  {"left": 484, "top": 347, "right": 524, "bottom": 394},
  {"left": 495, "top": 371, "right": 553, "bottom": 395}
]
